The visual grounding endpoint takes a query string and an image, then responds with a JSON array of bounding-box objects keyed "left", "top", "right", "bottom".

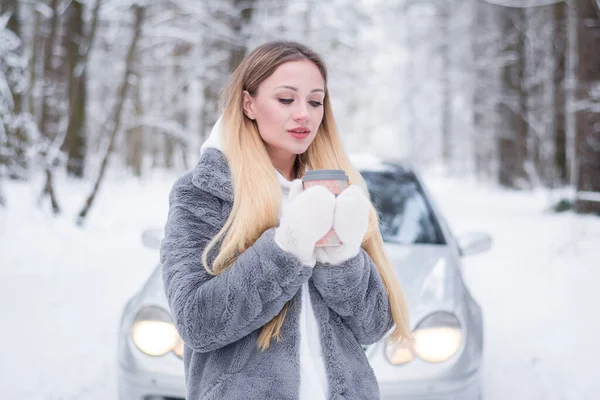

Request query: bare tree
[
  {"left": 573, "top": 0, "right": 600, "bottom": 213},
  {"left": 27, "top": 3, "right": 41, "bottom": 118},
  {"left": 473, "top": 0, "right": 502, "bottom": 181},
  {"left": 37, "top": 0, "right": 64, "bottom": 214},
  {"left": 199, "top": 0, "right": 255, "bottom": 144},
  {"left": 198, "top": 3, "right": 232, "bottom": 145},
  {"left": 63, "top": 0, "right": 102, "bottom": 178},
  {"left": 173, "top": 43, "right": 192, "bottom": 171},
  {"left": 77, "top": 5, "right": 146, "bottom": 225},
  {"left": 3, "top": 0, "right": 597, "bottom": 217},
  {"left": 553, "top": 1, "right": 568, "bottom": 184},
  {"left": 439, "top": 0, "right": 453, "bottom": 169},
  {"left": 497, "top": 6, "right": 530, "bottom": 188},
  {"left": 38, "top": 0, "right": 61, "bottom": 141},
  {"left": 230, "top": 0, "right": 255, "bottom": 72},
  {"left": 63, "top": 0, "right": 86, "bottom": 177},
  {"left": 523, "top": 5, "right": 558, "bottom": 188},
  {"left": 128, "top": 73, "right": 144, "bottom": 177}
]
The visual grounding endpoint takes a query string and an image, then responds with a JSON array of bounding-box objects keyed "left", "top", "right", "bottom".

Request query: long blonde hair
[{"left": 201, "top": 41, "right": 410, "bottom": 350}]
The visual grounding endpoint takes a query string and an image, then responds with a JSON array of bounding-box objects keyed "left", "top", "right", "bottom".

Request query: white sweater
[
  {"left": 277, "top": 171, "right": 329, "bottom": 400},
  {"left": 201, "top": 117, "right": 328, "bottom": 398}
]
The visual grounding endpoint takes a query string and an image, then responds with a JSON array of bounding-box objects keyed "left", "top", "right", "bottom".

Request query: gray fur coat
[{"left": 160, "top": 148, "right": 393, "bottom": 399}]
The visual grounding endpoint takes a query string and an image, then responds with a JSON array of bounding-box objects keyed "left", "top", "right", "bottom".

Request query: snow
[
  {"left": 577, "top": 191, "right": 600, "bottom": 203},
  {"left": 0, "top": 172, "right": 172, "bottom": 400},
  {"left": 1, "top": 169, "right": 599, "bottom": 399}
]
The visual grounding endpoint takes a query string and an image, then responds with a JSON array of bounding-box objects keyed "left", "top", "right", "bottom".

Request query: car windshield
[{"left": 361, "top": 169, "right": 445, "bottom": 245}]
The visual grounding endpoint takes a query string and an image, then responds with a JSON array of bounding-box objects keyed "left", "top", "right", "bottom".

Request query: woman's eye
[
  {"left": 309, "top": 101, "right": 323, "bottom": 107},
  {"left": 278, "top": 98, "right": 293, "bottom": 105}
]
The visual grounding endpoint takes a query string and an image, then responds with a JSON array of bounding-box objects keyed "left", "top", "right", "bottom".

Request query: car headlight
[
  {"left": 413, "top": 312, "right": 462, "bottom": 363},
  {"left": 131, "top": 306, "right": 183, "bottom": 357}
]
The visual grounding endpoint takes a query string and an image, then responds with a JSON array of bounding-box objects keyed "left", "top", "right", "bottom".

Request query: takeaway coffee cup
[{"left": 302, "top": 169, "right": 349, "bottom": 247}]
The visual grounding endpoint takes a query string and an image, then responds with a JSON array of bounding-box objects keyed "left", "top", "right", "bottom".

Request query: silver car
[{"left": 117, "top": 156, "right": 491, "bottom": 400}]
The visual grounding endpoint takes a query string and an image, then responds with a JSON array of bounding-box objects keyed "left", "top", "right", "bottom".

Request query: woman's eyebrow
[{"left": 274, "top": 85, "right": 324, "bottom": 93}]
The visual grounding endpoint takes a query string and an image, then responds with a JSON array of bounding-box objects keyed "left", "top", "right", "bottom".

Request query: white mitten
[
  {"left": 274, "top": 182, "right": 336, "bottom": 266},
  {"left": 315, "top": 185, "right": 371, "bottom": 265}
]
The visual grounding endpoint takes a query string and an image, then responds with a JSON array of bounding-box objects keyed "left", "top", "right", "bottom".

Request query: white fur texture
[
  {"left": 315, "top": 185, "right": 371, "bottom": 265},
  {"left": 274, "top": 184, "right": 336, "bottom": 266}
]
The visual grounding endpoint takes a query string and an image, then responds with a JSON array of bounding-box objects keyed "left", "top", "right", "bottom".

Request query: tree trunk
[
  {"left": 199, "top": 0, "right": 254, "bottom": 143},
  {"left": 553, "top": 1, "right": 568, "bottom": 185},
  {"left": 64, "top": 0, "right": 87, "bottom": 177},
  {"left": 129, "top": 75, "right": 144, "bottom": 177},
  {"left": 164, "top": 135, "right": 175, "bottom": 169},
  {"left": 37, "top": 0, "right": 68, "bottom": 213},
  {"left": 173, "top": 44, "right": 191, "bottom": 171},
  {"left": 163, "top": 42, "right": 175, "bottom": 169},
  {"left": 38, "top": 166, "right": 60, "bottom": 214},
  {"left": 522, "top": 6, "right": 556, "bottom": 188},
  {"left": 498, "top": 6, "right": 529, "bottom": 189},
  {"left": 63, "top": 0, "right": 101, "bottom": 178},
  {"left": 404, "top": 13, "right": 418, "bottom": 164},
  {"left": 199, "top": 3, "right": 226, "bottom": 142},
  {"left": 77, "top": 5, "right": 145, "bottom": 225},
  {"left": 472, "top": 0, "right": 500, "bottom": 181},
  {"left": 5, "top": 0, "right": 22, "bottom": 115},
  {"left": 229, "top": 0, "right": 255, "bottom": 72},
  {"left": 151, "top": 128, "right": 161, "bottom": 168},
  {"left": 38, "top": 0, "right": 60, "bottom": 140},
  {"left": 39, "top": 0, "right": 100, "bottom": 212},
  {"left": 28, "top": 7, "right": 41, "bottom": 117},
  {"left": 200, "top": 69, "right": 223, "bottom": 144},
  {"left": 439, "top": 2, "right": 452, "bottom": 172},
  {"left": 574, "top": 0, "right": 600, "bottom": 213}
]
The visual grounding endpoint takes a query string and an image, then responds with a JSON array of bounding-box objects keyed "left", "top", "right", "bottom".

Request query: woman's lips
[{"left": 288, "top": 128, "right": 310, "bottom": 139}]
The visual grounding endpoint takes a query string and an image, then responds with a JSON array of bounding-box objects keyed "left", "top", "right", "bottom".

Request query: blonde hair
[{"left": 201, "top": 41, "right": 410, "bottom": 350}]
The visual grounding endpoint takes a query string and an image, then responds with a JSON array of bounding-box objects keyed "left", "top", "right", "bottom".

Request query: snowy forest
[
  {"left": 1, "top": 0, "right": 599, "bottom": 220},
  {"left": 2, "top": 1, "right": 600, "bottom": 399}
]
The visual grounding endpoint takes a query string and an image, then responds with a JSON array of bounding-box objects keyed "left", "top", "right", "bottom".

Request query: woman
[{"left": 161, "top": 41, "right": 410, "bottom": 400}]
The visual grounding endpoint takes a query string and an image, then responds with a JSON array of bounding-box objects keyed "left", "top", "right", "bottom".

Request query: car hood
[
  {"left": 137, "top": 265, "right": 168, "bottom": 308},
  {"left": 138, "top": 244, "right": 464, "bottom": 326},
  {"left": 385, "top": 243, "right": 465, "bottom": 325}
]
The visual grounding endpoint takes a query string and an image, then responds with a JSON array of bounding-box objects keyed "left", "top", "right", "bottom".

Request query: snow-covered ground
[{"left": 0, "top": 170, "right": 598, "bottom": 399}]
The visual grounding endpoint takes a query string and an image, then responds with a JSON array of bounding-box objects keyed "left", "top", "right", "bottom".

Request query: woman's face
[{"left": 243, "top": 59, "right": 326, "bottom": 160}]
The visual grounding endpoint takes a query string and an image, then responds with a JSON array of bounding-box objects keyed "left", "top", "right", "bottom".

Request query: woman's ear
[{"left": 242, "top": 91, "right": 255, "bottom": 120}]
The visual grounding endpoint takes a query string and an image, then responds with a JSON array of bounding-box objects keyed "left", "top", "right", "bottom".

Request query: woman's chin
[{"left": 288, "top": 142, "right": 313, "bottom": 155}]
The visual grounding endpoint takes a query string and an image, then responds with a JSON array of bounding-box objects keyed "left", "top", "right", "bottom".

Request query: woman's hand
[
  {"left": 315, "top": 185, "right": 371, "bottom": 265},
  {"left": 274, "top": 181, "right": 336, "bottom": 266}
]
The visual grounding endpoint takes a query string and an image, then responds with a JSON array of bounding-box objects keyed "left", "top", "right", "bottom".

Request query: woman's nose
[{"left": 293, "top": 103, "right": 309, "bottom": 121}]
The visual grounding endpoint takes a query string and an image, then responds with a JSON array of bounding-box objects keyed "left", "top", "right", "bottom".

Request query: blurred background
[
  {"left": 2, "top": 0, "right": 600, "bottom": 207},
  {"left": 0, "top": 0, "right": 599, "bottom": 399}
]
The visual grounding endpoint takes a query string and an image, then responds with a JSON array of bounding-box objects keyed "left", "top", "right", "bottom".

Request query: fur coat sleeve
[
  {"left": 160, "top": 173, "right": 313, "bottom": 353},
  {"left": 311, "top": 250, "right": 394, "bottom": 345}
]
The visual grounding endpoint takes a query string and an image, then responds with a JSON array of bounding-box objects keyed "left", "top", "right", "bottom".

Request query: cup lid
[{"left": 302, "top": 169, "right": 349, "bottom": 182}]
